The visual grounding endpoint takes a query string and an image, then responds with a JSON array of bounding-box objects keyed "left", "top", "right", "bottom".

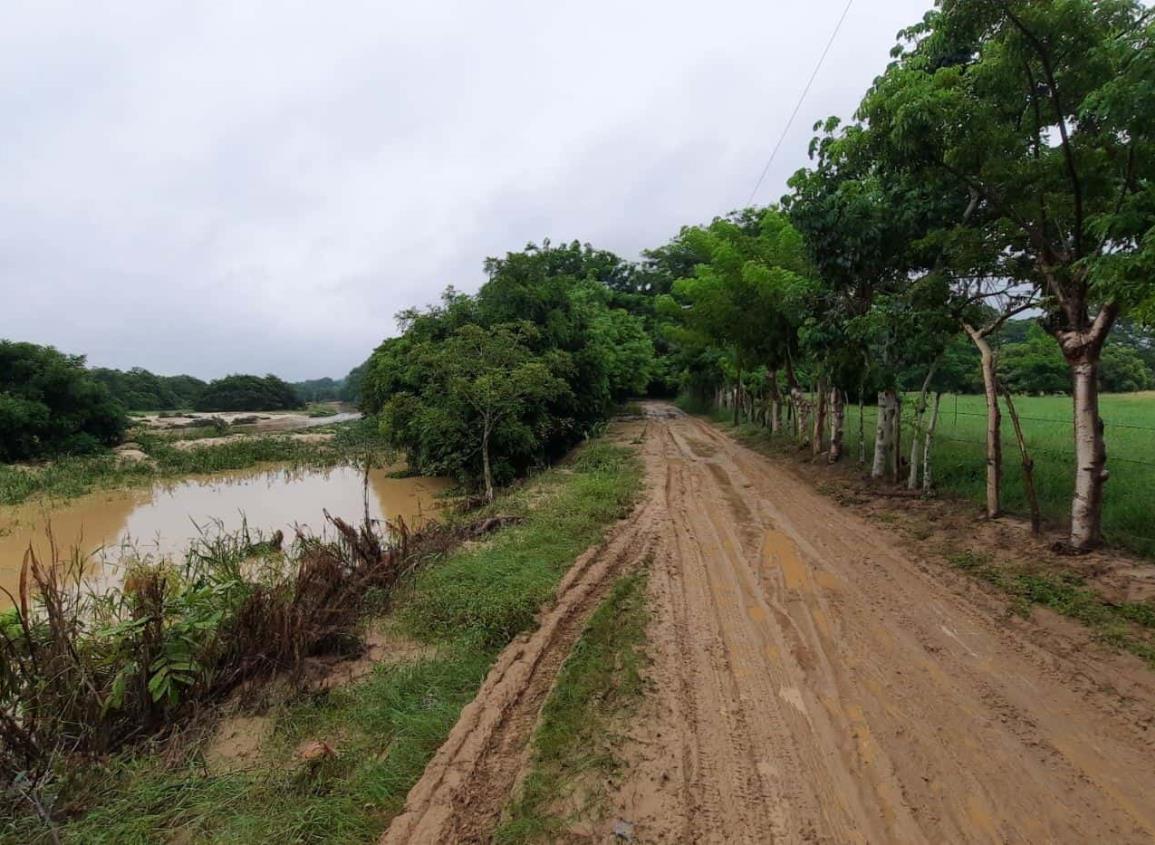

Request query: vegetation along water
[{"left": 2, "top": 0, "right": 1154, "bottom": 840}]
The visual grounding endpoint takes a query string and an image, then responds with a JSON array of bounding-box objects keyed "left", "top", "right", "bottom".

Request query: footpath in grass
[
  {"left": 9, "top": 439, "right": 641, "bottom": 845},
  {"left": 495, "top": 568, "right": 650, "bottom": 844}
]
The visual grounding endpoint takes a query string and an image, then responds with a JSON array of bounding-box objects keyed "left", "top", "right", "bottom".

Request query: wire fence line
[{"left": 846, "top": 398, "right": 1155, "bottom": 468}]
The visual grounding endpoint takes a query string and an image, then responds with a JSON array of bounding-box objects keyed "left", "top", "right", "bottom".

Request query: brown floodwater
[{"left": 0, "top": 465, "right": 452, "bottom": 607}]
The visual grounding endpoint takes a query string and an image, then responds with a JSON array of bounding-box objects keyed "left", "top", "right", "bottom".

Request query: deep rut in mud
[{"left": 383, "top": 403, "right": 1155, "bottom": 844}]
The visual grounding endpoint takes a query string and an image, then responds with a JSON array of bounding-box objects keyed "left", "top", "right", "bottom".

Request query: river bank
[
  {"left": 1, "top": 431, "right": 641, "bottom": 844},
  {"left": 0, "top": 417, "right": 382, "bottom": 508}
]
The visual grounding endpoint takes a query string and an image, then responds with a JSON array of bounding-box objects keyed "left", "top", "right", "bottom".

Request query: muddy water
[{"left": 0, "top": 465, "right": 451, "bottom": 607}]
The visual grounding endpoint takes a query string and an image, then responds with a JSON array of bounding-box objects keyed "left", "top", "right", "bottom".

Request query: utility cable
[{"left": 746, "top": 0, "right": 855, "bottom": 206}]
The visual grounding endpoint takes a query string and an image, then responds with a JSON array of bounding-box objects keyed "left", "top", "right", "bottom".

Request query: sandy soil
[
  {"left": 167, "top": 431, "right": 335, "bottom": 451},
  {"left": 382, "top": 403, "right": 1155, "bottom": 844}
]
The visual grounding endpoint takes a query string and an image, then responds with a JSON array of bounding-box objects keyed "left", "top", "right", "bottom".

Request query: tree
[
  {"left": 998, "top": 323, "right": 1071, "bottom": 394},
  {"left": 862, "top": 0, "right": 1155, "bottom": 549},
  {"left": 0, "top": 340, "right": 126, "bottom": 461},
  {"left": 664, "top": 210, "right": 814, "bottom": 427},
  {"left": 195, "top": 374, "right": 303, "bottom": 412},
  {"left": 435, "top": 324, "right": 567, "bottom": 501},
  {"left": 90, "top": 367, "right": 206, "bottom": 410}
]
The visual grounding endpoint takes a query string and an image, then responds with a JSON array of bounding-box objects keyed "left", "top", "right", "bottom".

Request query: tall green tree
[
  {"left": 862, "top": 0, "right": 1155, "bottom": 549},
  {"left": 664, "top": 209, "right": 814, "bottom": 427}
]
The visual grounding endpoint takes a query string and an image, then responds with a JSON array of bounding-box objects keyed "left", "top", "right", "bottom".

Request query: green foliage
[
  {"left": 0, "top": 340, "right": 127, "bottom": 461},
  {"left": 89, "top": 368, "right": 206, "bottom": 411},
  {"left": 17, "top": 439, "right": 642, "bottom": 844},
  {"left": 291, "top": 377, "right": 344, "bottom": 403},
  {"left": 404, "top": 442, "right": 641, "bottom": 648},
  {"left": 997, "top": 324, "right": 1070, "bottom": 394},
  {"left": 194, "top": 374, "right": 303, "bottom": 412},
  {"left": 362, "top": 242, "right": 655, "bottom": 490}
]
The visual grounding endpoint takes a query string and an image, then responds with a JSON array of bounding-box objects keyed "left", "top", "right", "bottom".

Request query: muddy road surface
[{"left": 383, "top": 403, "right": 1155, "bottom": 844}]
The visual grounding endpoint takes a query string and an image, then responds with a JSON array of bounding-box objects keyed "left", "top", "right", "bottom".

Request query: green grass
[
  {"left": 8, "top": 440, "right": 642, "bottom": 845},
  {"left": 846, "top": 392, "right": 1155, "bottom": 556},
  {"left": 0, "top": 419, "right": 383, "bottom": 507},
  {"left": 944, "top": 549, "right": 1155, "bottom": 666},
  {"left": 693, "top": 392, "right": 1155, "bottom": 556},
  {"left": 494, "top": 569, "right": 649, "bottom": 844}
]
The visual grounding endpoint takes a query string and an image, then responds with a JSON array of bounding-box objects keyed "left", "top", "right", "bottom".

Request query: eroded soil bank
[{"left": 387, "top": 403, "right": 1155, "bottom": 844}]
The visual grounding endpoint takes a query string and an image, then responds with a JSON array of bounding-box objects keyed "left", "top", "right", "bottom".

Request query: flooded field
[{"left": 0, "top": 464, "right": 451, "bottom": 606}]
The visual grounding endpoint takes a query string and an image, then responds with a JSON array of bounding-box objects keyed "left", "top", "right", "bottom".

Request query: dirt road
[{"left": 384, "top": 404, "right": 1155, "bottom": 844}]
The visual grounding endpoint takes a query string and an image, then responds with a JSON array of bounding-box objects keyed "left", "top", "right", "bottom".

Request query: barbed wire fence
[{"left": 845, "top": 395, "right": 1155, "bottom": 553}]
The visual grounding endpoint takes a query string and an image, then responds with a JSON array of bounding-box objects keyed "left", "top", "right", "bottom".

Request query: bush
[{"left": 0, "top": 340, "right": 127, "bottom": 461}]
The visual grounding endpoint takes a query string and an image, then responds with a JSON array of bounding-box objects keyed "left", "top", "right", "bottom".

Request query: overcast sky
[{"left": 1, "top": 0, "right": 933, "bottom": 381}]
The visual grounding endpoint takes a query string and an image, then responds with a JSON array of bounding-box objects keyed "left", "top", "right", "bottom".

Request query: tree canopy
[
  {"left": 194, "top": 374, "right": 303, "bottom": 412},
  {"left": 0, "top": 341, "right": 127, "bottom": 461}
]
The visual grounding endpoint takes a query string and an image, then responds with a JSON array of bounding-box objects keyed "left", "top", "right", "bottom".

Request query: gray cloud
[{"left": 1, "top": 0, "right": 933, "bottom": 380}]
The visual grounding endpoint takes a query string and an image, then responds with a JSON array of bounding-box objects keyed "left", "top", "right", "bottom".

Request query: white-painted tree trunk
[
  {"left": 965, "top": 325, "right": 1002, "bottom": 518},
  {"left": 812, "top": 377, "right": 829, "bottom": 457},
  {"left": 891, "top": 393, "right": 903, "bottom": 484},
  {"left": 871, "top": 390, "right": 898, "bottom": 479},
  {"left": 857, "top": 391, "right": 866, "bottom": 465},
  {"left": 922, "top": 392, "right": 942, "bottom": 494},
  {"left": 1070, "top": 356, "right": 1108, "bottom": 549},
  {"left": 828, "top": 388, "right": 845, "bottom": 463},
  {"left": 907, "top": 364, "right": 938, "bottom": 490}
]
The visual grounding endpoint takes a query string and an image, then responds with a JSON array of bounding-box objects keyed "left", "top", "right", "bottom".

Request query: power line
[{"left": 746, "top": 0, "right": 855, "bottom": 206}]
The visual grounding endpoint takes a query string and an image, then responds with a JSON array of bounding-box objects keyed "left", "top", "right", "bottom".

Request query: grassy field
[
  {"left": 839, "top": 392, "right": 1155, "bottom": 556},
  {"left": 5, "top": 440, "right": 642, "bottom": 844},
  {"left": 685, "top": 391, "right": 1155, "bottom": 556}
]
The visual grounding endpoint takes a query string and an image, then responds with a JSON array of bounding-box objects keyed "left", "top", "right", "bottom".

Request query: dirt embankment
[{"left": 383, "top": 403, "right": 1155, "bottom": 844}]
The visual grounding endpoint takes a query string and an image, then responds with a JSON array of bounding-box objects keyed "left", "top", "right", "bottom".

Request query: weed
[{"left": 943, "top": 548, "right": 1155, "bottom": 665}]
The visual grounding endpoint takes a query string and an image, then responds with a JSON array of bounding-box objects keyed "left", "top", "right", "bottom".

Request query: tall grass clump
[{"left": 0, "top": 511, "right": 429, "bottom": 818}]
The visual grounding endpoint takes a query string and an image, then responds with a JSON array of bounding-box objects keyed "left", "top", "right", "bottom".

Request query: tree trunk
[
  {"left": 922, "top": 392, "right": 942, "bottom": 494},
  {"left": 1069, "top": 355, "right": 1108, "bottom": 549},
  {"left": 768, "top": 370, "right": 782, "bottom": 434},
  {"left": 1000, "top": 384, "right": 1041, "bottom": 536},
  {"left": 733, "top": 366, "right": 741, "bottom": 427},
  {"left": 872, "top": 390, "right": 898, "bottom": 480},
  {"left": 811, "top": 376, "right": 829, "bottom": 457},
  {"left": 1056, "top": 303, "right": 1116, "bottom": 550},
  {"left": 857, "top": 389, "right": 866, "bottom": 465},
  {"left": 828, "top": 388, "right": 845, "bottom": 463},
  {"left": 482, "top": 424, "right": 495, "bottom": 503},
  {"left": 965, "top": 324, "right": 1002, "bottom": 518},
  {"left": 907, "top": 363, "right": 939, "bottom": 490},
  {"left": 891, "top": 392, "right": 902, "bottom": 484}
]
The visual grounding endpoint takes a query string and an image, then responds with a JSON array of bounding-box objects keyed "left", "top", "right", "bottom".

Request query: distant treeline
[
  {"left": 90, "top": 368, "right": 304, "bottom": 413},
  {"left": 291, "top": 366, "right": 365, "bottom": 404},
  {"left": 903, "top": 318, "right": 1155, "bottom": 396},
  {"left": 0, "top": 339, "right": 369, "bottom": 461}
]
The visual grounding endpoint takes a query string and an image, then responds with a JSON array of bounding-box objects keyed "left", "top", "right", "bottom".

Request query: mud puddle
[{"left": 0, "top": 465, "right": 451, "bottom": 605}]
